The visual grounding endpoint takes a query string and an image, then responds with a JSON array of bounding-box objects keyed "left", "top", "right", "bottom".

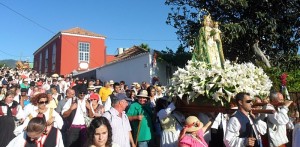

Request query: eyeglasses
[
  {"left": 245, "top": 100, "right": 252, "bottom": 103},
  {"left": 38, "top": 101, "right": 49, "bottom": 105}
]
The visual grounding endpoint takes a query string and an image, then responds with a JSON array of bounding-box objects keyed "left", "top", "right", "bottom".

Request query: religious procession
[{"left": 1, "top": 3, "right": 300, "bottom": 147}]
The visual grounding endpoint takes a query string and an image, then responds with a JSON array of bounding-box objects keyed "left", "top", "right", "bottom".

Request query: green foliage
[
  {"left": 287, "top": 70, "right": 300, "bottom": 92},
  {"left": 139, "top": 43, "right": 150, "bottom": 51},
  {"left": 264, "top": 60, "right": 300, "bottom": 92},
  {"left": 0, "top": 63, "right": 5, "bottom": 68},
  {"left": 165, "top": 0, "right": 300, "bottom": 65},
  {"left": 158, "top": 44, "right": 192, "bottom": 68}
]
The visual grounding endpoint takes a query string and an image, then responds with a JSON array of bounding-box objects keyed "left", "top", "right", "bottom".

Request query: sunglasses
[
  {"left": 245, "top": 100, "right": 252, "bottom": 103},
  {"left": 38, "top": 101, "right": 49, "bottom": 105}
]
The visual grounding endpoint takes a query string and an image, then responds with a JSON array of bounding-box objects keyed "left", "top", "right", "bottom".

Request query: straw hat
[
  {"left": 185, "top": 116, "right": 203, "bottom": 132},
  {"left": 136, "top": 90, "right": 149, "bottom": 98},
  {"left": 52, "top": 73, "right": 59, "bottom": 78}
]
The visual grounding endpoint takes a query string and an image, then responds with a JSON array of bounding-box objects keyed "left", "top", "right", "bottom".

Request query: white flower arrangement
[{"left": 168, "top": 60, "right": 272, "bottom": 106}]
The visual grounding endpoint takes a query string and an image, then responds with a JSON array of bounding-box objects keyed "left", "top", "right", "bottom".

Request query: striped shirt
[{"left": 103, "top": 107, "right": 131, "bottom": 147}]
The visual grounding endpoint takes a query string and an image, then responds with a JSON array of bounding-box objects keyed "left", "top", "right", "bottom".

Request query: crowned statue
[{"left": 192, "top": 14, "right": 225, "bottom": 68}]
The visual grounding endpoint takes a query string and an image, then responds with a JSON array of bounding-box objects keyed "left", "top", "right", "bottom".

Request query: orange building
[{"left": 33, "top": 27, "right": 115, "bottom": 76}]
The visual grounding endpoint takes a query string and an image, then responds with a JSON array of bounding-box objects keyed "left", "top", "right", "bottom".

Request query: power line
[
  {"left": 0, "top": 1, "right": 179, "bottom": 62},
  {"left": 107, "top": 37, "right": 178, "bottom": 42},
  {"left": 0, "top": 2, "right": 55, "bottom": 34},
  {"left": 0, "top": 2, "right": 178, "bottom": 43}
]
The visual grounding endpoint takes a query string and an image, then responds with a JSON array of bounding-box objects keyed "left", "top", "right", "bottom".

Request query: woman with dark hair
[
  {"left": 0, "top": 90, "right": 24, "bottom": 147},
  {"left": 14, "top": 93, "right": 63, "bottom": 136},
  {"left": 86, "top": 117, "right": 120, "bottom": 147},
  {"left": 147, "top": 86, "right": 157, "bottom": 108},
  {"left": 7, "top": 117, "right": 64, "bottom": 147}
]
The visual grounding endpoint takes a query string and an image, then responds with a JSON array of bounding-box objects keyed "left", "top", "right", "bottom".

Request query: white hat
[
  {"left": 109, "top": 80, "right": 114, "bottom": 85},
  {"left": 52, "top": 73, "right": 59, "bottom": 78},
  {"left": 136, "top": 90, "right": 149, "bottom": 98}
]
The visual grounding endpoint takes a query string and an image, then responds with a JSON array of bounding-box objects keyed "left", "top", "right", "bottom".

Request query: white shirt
[
  {"left": 23, "top": 103, "right": 38, "bottom": 119},
  {"left": 265, "top": 105, "right": 290, "bottom": 147},
  {"left": 103, "top": 107, "right": 132, "bottom": 147},
  {"left": 293, "top": 123, "right": 300, "bottom": 147},
  {"left": 61, "top": 98, "right": 86, "bottom": 125},
  {"left": 224, "top": 112, "right": 266, "bottom": 147},
  {"left": 0, "top": 102, "right": 24, "bottom": 119},
  {"left": 104, "top": 96, "right": 111, "bottom": 112},
  {"left": 14, "top": 107, "right": 64, "bottom": 136},
  {"left": 7, "top": 129, "right": 64, "bottom": 147}
]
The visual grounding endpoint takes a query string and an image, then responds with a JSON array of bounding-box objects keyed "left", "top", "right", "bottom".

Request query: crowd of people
[{"left": 0, "top": 67, "right": 300, "bottom": 147}]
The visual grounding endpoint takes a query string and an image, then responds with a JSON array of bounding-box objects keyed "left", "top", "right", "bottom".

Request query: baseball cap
[{"left": 115, "top": 93, "right": 131, "bottom": 101}]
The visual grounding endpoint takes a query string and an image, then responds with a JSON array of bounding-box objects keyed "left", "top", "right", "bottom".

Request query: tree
[
  {"left": 139, "top": 43, "right": 150, "bottom": 51},
  {"left": 165, "top": 0, "right": 300, "bottom": 70},
  {"left": 0, "top": 63, "right": 4, "bottom": 68},
  {"left": 159, "top": 44, "right": 192, "bottom": 68}
]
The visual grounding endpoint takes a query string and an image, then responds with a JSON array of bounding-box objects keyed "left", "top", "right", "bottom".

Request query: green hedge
[{"left": 264, "top": 68, "right": 300, "bottom": 92}]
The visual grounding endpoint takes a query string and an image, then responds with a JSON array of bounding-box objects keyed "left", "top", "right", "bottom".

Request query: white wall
[
  {"left": 156, "top": 61, "right": 171, "bottom": 85},
  {"left": 96, "top": 53, "right": 151, "bottom": 86}
]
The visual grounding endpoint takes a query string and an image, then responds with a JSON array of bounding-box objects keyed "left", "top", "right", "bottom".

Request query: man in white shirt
[
  {"left": 263, "top": 92, "right": 293, "bottom": 147},
  {"left": 103, "top": 93, "right": 135, "bottom": 147},
  {"left": 224, "top": 92, "right": 267, "bottom": 147},
  {"left": 62, "top": 89, "right": 88, "bottom": 147}
]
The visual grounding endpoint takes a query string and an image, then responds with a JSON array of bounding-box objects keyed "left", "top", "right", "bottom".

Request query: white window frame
[{"left": 78, "top": 42, "right": 90, "bottom": 63}]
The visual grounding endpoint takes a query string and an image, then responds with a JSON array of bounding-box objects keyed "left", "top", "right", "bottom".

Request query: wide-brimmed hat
[
  {"left": 136, "top": 90, "right": 149, "bottom": 98},
  {"left": 185, "top": 116, "right": 203, "bottom": 132},
  {"left": 87, "top": 85, "right": 95, "bottom": 90},
  {"left": 109, "top": 80, "right": 114, "bottom": 85},
  {"left": 52, "top": 73, "right": 59, "bottom": 78}
]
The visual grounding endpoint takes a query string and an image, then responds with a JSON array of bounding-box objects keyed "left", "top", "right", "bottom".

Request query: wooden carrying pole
[{"left": 135, "top": 120, "right": 142, "bottom": 145}]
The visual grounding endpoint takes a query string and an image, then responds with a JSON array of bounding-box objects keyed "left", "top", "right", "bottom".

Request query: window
[
  {"left": 52, "top": 43, "right": 56, "bottom": 71},
  {"left": 78, "top": 42, "right": 90, "bottom": 63},
  {"left": 45, "top": 48, "right": 48, "bottom": 73},
  {"left": 39, "top": 53, "right": 42, "bottom": 73}
]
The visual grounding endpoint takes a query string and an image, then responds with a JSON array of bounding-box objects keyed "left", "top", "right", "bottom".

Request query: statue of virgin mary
[{"left": 192, "top": 15, "right": 225, "bottom": 68}]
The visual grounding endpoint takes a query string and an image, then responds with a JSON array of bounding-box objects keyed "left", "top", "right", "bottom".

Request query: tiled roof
[
  {"left": 61, "top": 27, "right": 106, "bottom": 38},
  {"left": 110, "top": 46, "right": 149, "bottom": 63}
]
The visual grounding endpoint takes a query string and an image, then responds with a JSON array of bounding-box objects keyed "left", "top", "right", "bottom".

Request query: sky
[{"left": 0, "top": 0, "right": 180, "bottom": 62}]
